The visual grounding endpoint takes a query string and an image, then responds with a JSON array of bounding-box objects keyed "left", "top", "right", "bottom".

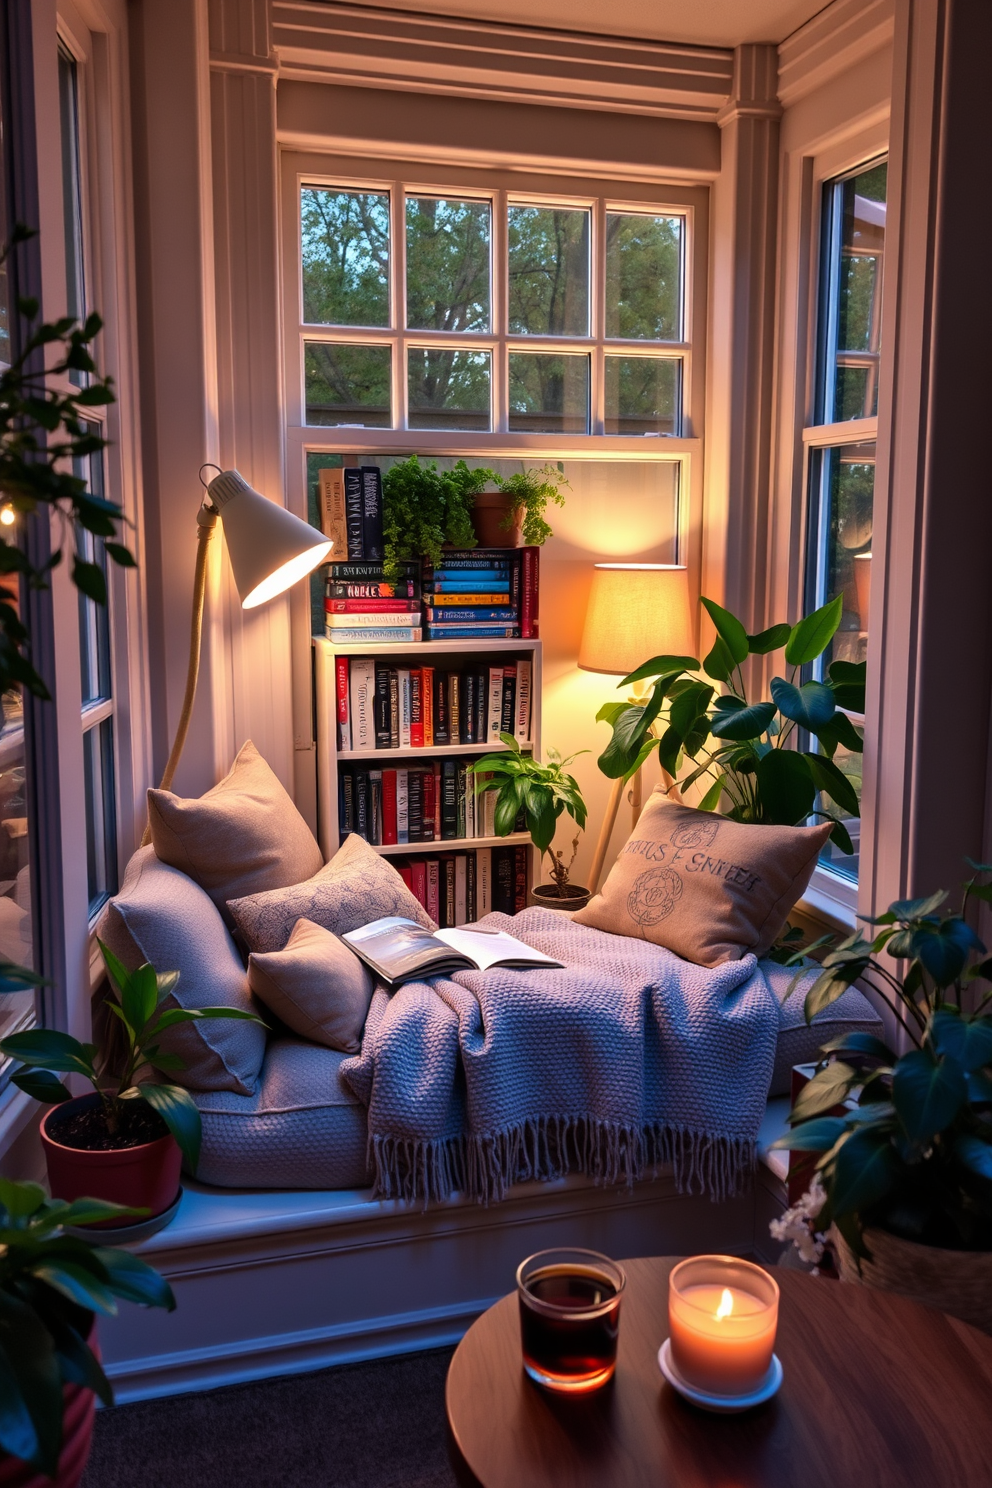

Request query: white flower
[{"left": 769, "top": 1175, "right": 828, "bottom": 1266}]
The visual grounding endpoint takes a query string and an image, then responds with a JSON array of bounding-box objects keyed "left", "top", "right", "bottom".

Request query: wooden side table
[{"left": 446, "top": 1255, "right": 992, "bottom": 1487}]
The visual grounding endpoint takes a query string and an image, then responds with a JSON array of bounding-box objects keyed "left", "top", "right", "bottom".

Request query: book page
[{"left": 435, "top": 927, "right": 562, "bottom": 971}]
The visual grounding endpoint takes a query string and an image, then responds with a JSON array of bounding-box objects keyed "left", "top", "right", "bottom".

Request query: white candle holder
[{"left": 661, "top": 1255, "right": 782, "bottom": 1411}]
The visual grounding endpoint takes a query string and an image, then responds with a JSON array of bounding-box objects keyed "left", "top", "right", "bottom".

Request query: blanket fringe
[{"left": 369, "top": 1117, "right": 756, "bottom": 1208}]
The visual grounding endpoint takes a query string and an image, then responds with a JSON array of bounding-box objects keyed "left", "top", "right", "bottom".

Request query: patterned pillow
[
  {"left": 227, "top": 832, "right": 436, "bottom": 953},
  {"left": 574, "top": 792, "right": 832, "bottom": 967}
]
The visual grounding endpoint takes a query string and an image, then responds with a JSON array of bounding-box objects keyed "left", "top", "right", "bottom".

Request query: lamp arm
[{"left": 140, "top": 503, "right": 219, "bottom": 846}]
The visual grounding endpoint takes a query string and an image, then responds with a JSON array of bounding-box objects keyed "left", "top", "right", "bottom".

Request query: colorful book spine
[
  {"left": 426, "top": 625, "right": 520, "bottom": 639},
  {"left": 500, "top": 665, "right": 516, "bottom": 737},
  {"left": 381, "top": 768, "right": 398, "bottom": 845},
  {"left": 422, "top": 767, "right": 436, "bottom": 842},
  {"left": 426, "top": 860, "right": 440, "bottom": 925},
  {"left": 514, "top": 659, "right": 532, "bottom": 744},
  {"left": 448, "top": 672, "right": 460, "bottom": 742},
  {"left": 410, "top": 671, "right": 423, "bottom": 748},
  {"left": 317, "top": 468, "right": 347, "bottom": 556},
  {"left": 373, "top": 663, "right": 391, "bottom": 748},
  {"left": 398, "top": 669, "right": 411, "bottom": 748},
  {"left": 389, "top": 669, "right": 400, "bottom": 748},
  {"left": 326, "top": 598, "right": 421, "bottom": 613},
  {"left": 487, "top": 667, "right": 505, "bottom": 741},
  {"left": 422, "top": 666, "right": 435, "bottom": 747},
  {"left": 441, "top": 759, "right": 458, "bottom": 840},
  {"left": 521, "top": 546, "right": 539, "bottom": 638},
  {"left": 430, "top": 554, "right": 512, "bottom": 569},
  {"left": 433, "top": 669, "right": 450, "bottom": 745},
  {"left": 462, "top": 671, "right": 476, "bottom": 744},
  {"left": 349, "top": 659, "right": 374, "bottom": 751},
  {"left": 325, "top": 610, "right": 422, "bottom": 627},
  {"left": 408, "top": 770, "right": 423, "bottom": 842},
  {"left": 424, "top": 607, "right": 518, "bottom": 623},
  {"left": 324, "top": 627, "right": 423, "bottom": 642},
  {"left": 326, "top": 581, "right": 419, "bottom": 599},
  {"left": 335, "top": 655, "right": 351, "bottom": 751},
  {"left": 427, "top": 577, "right": 511, "bottom": 593},
  {"left": 329, "top": 561, "right": 419, "bottom": 581},
  {"left": 432, "top": 761, "right": 442, "bottom": 840},
  {"left": 360, "top": 465, "right": 384, "bottom": 563},
  {"left": 422, "top": 592, "right": 511, "bottom": 606},
  {"left": 396, "top": 768, "right": 409, "bottom": 844},
  {"left": 343, "top": 468, "right": 364, "bottom": 560}
]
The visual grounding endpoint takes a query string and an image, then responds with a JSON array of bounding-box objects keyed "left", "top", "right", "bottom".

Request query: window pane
[
  {"left": 406, "top": 197, "right": 490, "bottom": 333},
  {"left": 507, "top": 206, "right": 589, "bottom": 336},
  {"left": 508, "top": 353, "right": 588, "bottom": 433},
  {"left": 604, "top": 356, "right": 680, "bottom": 435},
  {"left": 75, "top": 450, "right": 111, "bottom": 706},
  {"left": 408, "top": 349, "right": 490, "bottom": 430},
  {"left": 301, "top": 187, "right": 390, "bottom": 327},
  {"left": 83, "top": 717, "right": 117, "bottom": 916},
  {"left": 819, "top": 162, "right": 886, "bottom": 423},
  {"left": 605, "top": 213, "right": 683, "bottom": 340},
  {"left": 304, "top": 342, "right": 391, "bottom": 427}
]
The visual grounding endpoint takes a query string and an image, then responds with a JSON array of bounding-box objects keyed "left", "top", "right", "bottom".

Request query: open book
[{"left": 343, "top": 916, "right": 564, "bottom": 985}]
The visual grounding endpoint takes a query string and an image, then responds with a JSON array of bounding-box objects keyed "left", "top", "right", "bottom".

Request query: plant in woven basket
[
  {"left": 0, "top": 1175, "right": 173, "bottom": 1476},
  {"left": 469, "top": 737, "right": 587, "bottom": 896},
  {"left": 771, "top": 866, "right": 992, "bottom": 1259}
]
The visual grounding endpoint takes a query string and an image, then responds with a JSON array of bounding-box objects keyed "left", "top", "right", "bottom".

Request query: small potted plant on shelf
[
  {"left": 470, "top": 736, "right": 589, "bottom": 912},
  {"left": 381, "top": 456, "right": 484, "bottom": 579},
  {"left": 0, "top": 1175, "right": 174, "bottom": 1487},
  {"left": 471, "top": 463, "right": 569, "bottom": 549},
  {"left": 771, "top": 866, "right": 992, "bottom": 1334},
  {"left": 0, "top": 944, "right": 264, "bottom": 1227}
]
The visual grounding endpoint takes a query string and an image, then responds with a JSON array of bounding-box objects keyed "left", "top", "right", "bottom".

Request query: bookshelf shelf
[
  {"left": 375, "top": 833, "right": 531, "bottom": 858},
  {"left": 337, "top": 740, "right": 533, "bottom": 762}
]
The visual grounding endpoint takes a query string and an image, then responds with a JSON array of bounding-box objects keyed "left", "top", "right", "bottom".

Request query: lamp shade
[
  {"left": 578, "top": 564, "right": 695, "bottom": 676},
  {"left": 207, "top": 469, "right": 332, "bottom": 609}
]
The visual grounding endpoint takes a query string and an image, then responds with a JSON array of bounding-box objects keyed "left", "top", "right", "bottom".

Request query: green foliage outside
[
  {"left": 773, "top": 869, "right": 992, "bottom": 1255},
  {"left": 596, "top": 594, "right": 865, "bottom": 853},
  {"left": 605, "top": 212, "right": 682, "bottom": 340}
]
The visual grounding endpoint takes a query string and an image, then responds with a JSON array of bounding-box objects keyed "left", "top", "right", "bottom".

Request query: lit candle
[{"left": 668, "top": 1257, "right": 779, "bottom": 1396}]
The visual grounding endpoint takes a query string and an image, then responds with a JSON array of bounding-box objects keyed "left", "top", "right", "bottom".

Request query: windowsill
[{"left": 800, "top": 867, "right": 858, "bottom": 932}]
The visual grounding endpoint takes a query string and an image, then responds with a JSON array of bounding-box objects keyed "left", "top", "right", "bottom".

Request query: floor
[{"left": 82, "top": 1348, "right": 459, "bottom": 1488}]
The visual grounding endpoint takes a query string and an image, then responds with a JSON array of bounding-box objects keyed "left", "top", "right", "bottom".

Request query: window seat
[{"left": 97, "top": 1107, "right": 790, "bottom": 1405}]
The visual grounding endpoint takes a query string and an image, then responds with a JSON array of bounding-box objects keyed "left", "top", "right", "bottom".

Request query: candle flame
[{"left": 715, "top": 1288, "right": 734, "bottom": 1320}]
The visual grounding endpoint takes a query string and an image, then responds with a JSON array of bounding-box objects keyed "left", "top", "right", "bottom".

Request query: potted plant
[
  {"left": 0, "top": 1175, "right": 173, "bottom": 1486},
  {"left": 595, "top": 593, "right": 865, "bottom": 853},
  {"left": 470, "top": 736, "right": 589, "bottom": 911},
  {"left": 771, "top": 868, "right": 992, "bottom": 1333},
  {"left": 380, "top": 456, "right": 483, "bottom": 579},
  {"left": 0, "top": 943, "right": 264, "bottom": 1225},
  {"left": 471, "top": 463, "right": 569, "bottom": 549}
]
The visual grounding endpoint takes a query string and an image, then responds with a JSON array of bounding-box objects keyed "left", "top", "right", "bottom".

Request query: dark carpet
[{"left": 81, "top": 1348, "right": 459, "bottom": 1488}]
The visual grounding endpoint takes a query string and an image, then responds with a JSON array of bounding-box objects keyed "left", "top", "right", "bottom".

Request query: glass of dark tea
[{"left": 516, "top": 1248, "right": 626, "bottom": 1392}]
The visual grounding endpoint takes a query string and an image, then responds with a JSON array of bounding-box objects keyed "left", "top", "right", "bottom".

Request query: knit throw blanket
[{"left": 341, "top": 908, "right": 778, "bottom": 1205}]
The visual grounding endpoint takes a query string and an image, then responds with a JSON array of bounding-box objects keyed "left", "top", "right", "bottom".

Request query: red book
[
  {"left": 426, "top": 859, "right": 441, "bottom": 924},
  {"left": 325, "top": 598, "right": 421, "bottom": 613},
  {"left": 521, "top": 546, "right": 539, "bottom": 638},
  {"left": 398, "top": 862, "right": 413, "bottom": 890},
  {"left": 422, "top": 768, "right": 436, "bottom": 841},
  {"left": 381, "top": 768, "right": 398, "bottom": 845},
  {"left": 410, "top": 858, "right": 428, "bottom": 911},
  {"left": 335, "top": 657, "right": 351, "bottom": 749},
  {"left": 422, "top": 666, "right": 435, "bottom": 747},
  {"left": 410, "top": 670, "right": 424, "bottom": 748}
]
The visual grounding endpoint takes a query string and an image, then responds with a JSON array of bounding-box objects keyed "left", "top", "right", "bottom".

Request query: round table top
[{"left": 445, "top": 1255, "right": 992, "bottom": 1488}]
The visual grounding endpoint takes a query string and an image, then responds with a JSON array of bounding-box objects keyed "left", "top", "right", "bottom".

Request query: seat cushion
[
  {"left": 575, "top": 794, "right": 832, "bottom": 967},
  {"left": 147, "top": 740, "right": 322, "bottom": 926},
  {"left": 193, "top": 1037, "right": 372, "bottom": 1189},
  {"left": 97, "top": 847, "right": 267, "bottom": 1095},
  {"left": 228, "top": 831, "right": 435, "bottom": 953},
  {"left": 763, "top": 958, "right": 884, "bottom": 1097}
]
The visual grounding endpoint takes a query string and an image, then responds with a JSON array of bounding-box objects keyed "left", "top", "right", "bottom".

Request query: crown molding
[
  {"left": 777, "top": 0, "right": 894, "bottom": 109},
  {"left": 270, "top": 0, "right": 734, "bottom": 120}
]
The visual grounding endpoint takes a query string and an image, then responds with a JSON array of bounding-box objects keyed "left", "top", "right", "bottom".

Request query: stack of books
[
  {"left": 336, "top": 657, "right": 532, "bottom": 752},
  {"left": 396, "top": 847, "right": 528, "bottom": 927},
  {"left": 323, "top": 562, "right": 423, "bottom": 645},
  {"left": 422, "top": 548, "right": 540, "bottom": 640}
]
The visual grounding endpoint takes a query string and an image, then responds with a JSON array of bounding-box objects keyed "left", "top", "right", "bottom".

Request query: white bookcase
[{"left": 313, "top": 637, "right": 542, "bottom": 896}]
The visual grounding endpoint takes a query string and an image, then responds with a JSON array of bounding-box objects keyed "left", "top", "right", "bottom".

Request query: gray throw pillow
[
  {"left": 98, "top": 847, "right": 267, "bottom": 1095},
  {"left": 248, "top": 918, "right": 375, "bottom": 1054},
  {"left": 228, "top": 832, "right": 435, "bottom": 953}
]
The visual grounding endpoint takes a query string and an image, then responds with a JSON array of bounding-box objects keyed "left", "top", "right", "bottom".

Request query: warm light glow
[
  {"left": 578, "top": 564, "right": 695, "bottom": 676},
  {"left": 0, "top": 506, "right": 15, "bottom": 527},
  {"left": 241, "top": 539, "right": 332, "bottom": 609},
  {"left": 716, "top": 1288, "right": 733, "bottom": 1320}
]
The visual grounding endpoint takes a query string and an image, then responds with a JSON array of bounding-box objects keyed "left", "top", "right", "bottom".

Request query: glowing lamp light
[{"left": 0, "top": 506, "right": 16, "bottom": 527}]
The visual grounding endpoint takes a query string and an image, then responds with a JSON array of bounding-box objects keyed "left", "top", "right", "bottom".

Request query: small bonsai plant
[
  {"left": 772, "top": 866, "right": 992, "bottom": 1259},
  {"left": 470, "top": 737, "right": 588, "bottom": 899},
  {"left": 0, "top": 942, "right": 264, "bottom": 1172},
  {"left": 596, "top": 594, "right": 865, "bottom": 853},
  {"left": 0, "top": 1175, "right": 174, "bottom": 1477}
]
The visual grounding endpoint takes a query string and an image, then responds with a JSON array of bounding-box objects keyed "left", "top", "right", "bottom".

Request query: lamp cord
[{"left": 140, "top": 504, "right": 219, "bottom": 846}]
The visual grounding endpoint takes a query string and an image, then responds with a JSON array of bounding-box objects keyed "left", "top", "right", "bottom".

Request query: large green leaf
[
  {"left": 755, "top": 748, "right": 816, "bottom": 825},
  {"left": 746, "top": 623, "right": 791, "bottom": 655},
  {"left": 804, "top": 752, "right": 860, "bottom": 817},
  {"left": 89, "top": 1247, "right": 176, "bottom": 1311},
  {"left": 0, "top": 1292, "right": 63, "bottom": 1474},
  {"left": 710, "top": 699, "right": 776, "bottom": 742},
  {"left": 771, "top": 1115, "right": 849, "bottom": 1152},
  {"left": 892, "top": 1049, "right": 966, "bottom": 1144},
  {"left": 493, "top": 786, "right": 522, "bottom": 837},
  {"left": 784, "top": 594, "right": 844, "bottom": 666},
  {"left": 10, "top": 1069, "right": 72, "bottom": 1104},
  {"left": 827, "top": 1128, "right": 897, "bottom": 1220},
  {"left": 812, "top": 711, "right": 864, "bottom": 757},
  {"left": 929, "top": 1010, "right": 992, "bottom": 1072},
  {"left": 770, "top": 677, "right": 836, "bottom": 730},
  {"left": 955, "top": 1134, "right": 992, "bottom": 1183},
  {"left": 31, "top": 1261, "right": 118, "bottom": 1315},
  {"left": 668, "top": 681, "right": 713, "bottom": 740},
  {"left": 790, "top": 1060, "right": 857, "bottom": 1124},
  {"left": 911, "top": 918, "right": 983, "bottom": 987},
  {"left": 43, "top": 1313, "right": 112, "bottom": 1405},
  {"left": 804, "top": 963, "right": 869, "bottom": 1023},
  {"left": 828, "top": 659, "right": 867, "bottom": 712},
  {"left": 525, "top": 788, "right": 558, "bottom": 855},
  {"left": 597, "top": 701, "right": 651, "bottom": 780},
  {"left": 697, "top": 776, "right": 725, "bottom": 812},
  {"left": 618, "top": 655, "right": 699, "bottom": 687},
  {"left": 98, "top": 937, "right": 130, "bottom": 1001},
  {"left": 0, "top": 1029, "right": 94, "bottom": 1077},
  {"left": 137, "top": 1082, "right": 201, "bottom": 1172},
  {"left": 702, "top": 635, "right": 736, "bottom": 684},
  {"left": 0, "top": 1178, "right": 47, "bottom": 1219},
  {"left": 818, "top": 1031, "right": 895, "bottom": 1062},
  {"left": 700, "top": 597, "right": 749, "bottom": 664}
]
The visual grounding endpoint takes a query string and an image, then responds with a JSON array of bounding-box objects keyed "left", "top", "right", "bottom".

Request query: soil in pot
[
  {"left": 42, "top": 1093, "right": 182, "bottom": 1223},
  {"left": 529, "top": 884, "right": 591, "bottom": 913},
  {"left": 472, "top": 490, "right": 523, "bottom": 548},
  {"left": 46, "top": 1099, "right": 169, "bottom": 1151}
]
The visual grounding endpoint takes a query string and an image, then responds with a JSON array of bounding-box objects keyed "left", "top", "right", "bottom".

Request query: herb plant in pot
[
  {"left": 471, "top": 463, "right": 569, "bottom": 550},
  {"left": 772, "top": 869, "right": 992, "bottom": 1333},
  {"left": 0, "top": 944, "right": 263, "bottom": 1227},
  {"left": 0, "top": 1176, "right": 174, "bottom": 1487},
  {"left": 470, "top": 736, "right": 589, "bottom": 911}
]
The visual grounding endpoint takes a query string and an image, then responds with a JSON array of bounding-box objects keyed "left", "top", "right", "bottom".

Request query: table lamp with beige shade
[
  {"left": 579, "top": 564, "right": 696, "bottom": 893},
  {"left": 141, "top": 466, "right": 331, "bottom": 843}
]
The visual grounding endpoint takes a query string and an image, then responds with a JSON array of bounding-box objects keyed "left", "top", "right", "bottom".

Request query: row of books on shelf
[
  {"left": 396, "top": 846, "right": 529, "bottom": 928},
  {"left": 337, "top": 656, "right": 532, "bottom": 752},
  {"left": 339, "top": 761, "right": 520, "bottom": 845},
  {"left": 321, "top": 548, "right": 539, "bottom": 643}
]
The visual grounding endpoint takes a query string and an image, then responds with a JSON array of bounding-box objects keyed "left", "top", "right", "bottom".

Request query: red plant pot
[
  {"left": 0, "top": 1328, "right": 99, "bottom": 1488},
  {"left": 41, "top": 1093, "right": 182, "bottom": 1224}
]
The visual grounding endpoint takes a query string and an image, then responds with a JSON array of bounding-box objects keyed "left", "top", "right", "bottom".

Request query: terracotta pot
[
  {"left": 831, "top": 1223, "right": 992, "bottom": 1335},
  {"left": 0, "top": 1327, "right": 98, "bottom": 1488},
  {"left": 529, "top": 884, "right": 591, "bottom": 914},
  {"left": 472, "top": 490, "right": 523, "bottom": 548},
  {"left": 41, "top": 1093, "right": 182, "bottom": 1225}
]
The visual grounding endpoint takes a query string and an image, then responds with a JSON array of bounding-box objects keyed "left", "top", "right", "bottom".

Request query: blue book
[
  {"left": 428, "top": 577, "right": 512, "bottom": 593},
  {"left": 432, "top": 555, "right": 511, "bottom": 570},
  {"left": 426, "top": 625, "right": 520, "bottom": 639},
  {"left": 425, "top": 607, "right": 518, "bottom": 622}
]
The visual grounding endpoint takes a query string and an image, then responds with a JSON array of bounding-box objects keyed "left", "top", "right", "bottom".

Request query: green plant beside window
[
  {"left": 771, "top": 869, "right": 992, "bottom": 1257},
  {"left": 0, "top": 1175, "right": 174, "bottom": 1476},
  {"left": 490, "top": 462, "right": 568, "bottom": 546},
  {"left": 595, "top": 594, "right": 865, "bottom": 853},
  {"left": 0, "top": 943, "right": 265, "bottom": 1172},
  {"left": 470, "top": 736, "right": 587, "bottom": 895}
]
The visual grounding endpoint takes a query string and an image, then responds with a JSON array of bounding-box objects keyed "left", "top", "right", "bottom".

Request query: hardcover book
[
  {"left": 343, "top": 468, "right": 364, "bottom": 560},
  {"left": 317, "top": 468, "right": 347, "bottom": 556},
  {"left": 343, "top": 917, "right": 562, "bottom": 984}
]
